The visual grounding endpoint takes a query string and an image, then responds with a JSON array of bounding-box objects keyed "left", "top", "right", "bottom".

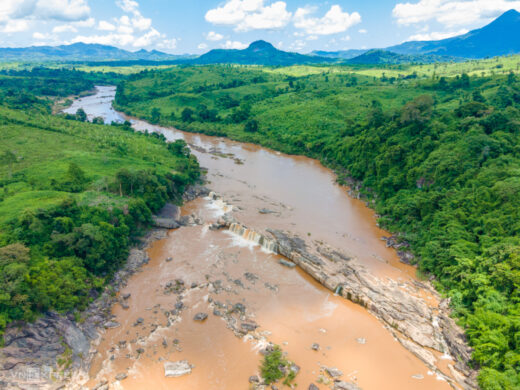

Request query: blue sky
[{"left": 0, "top": 0, "right": 518, "bottom": 53}]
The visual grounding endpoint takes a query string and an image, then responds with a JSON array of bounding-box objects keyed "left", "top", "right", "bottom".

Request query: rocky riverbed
[{"left": 209, "top": 193, "right": 478, "bottom": 390}]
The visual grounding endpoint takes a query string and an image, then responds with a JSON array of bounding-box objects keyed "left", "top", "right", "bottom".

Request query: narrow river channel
[{"left": 65, "top": 86, "right": 460, "bottom": 390}]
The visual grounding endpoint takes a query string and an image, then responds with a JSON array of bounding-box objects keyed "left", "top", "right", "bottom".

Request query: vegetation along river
[{"left": 64, "top": 86, "right": 475, "bottom": 390}]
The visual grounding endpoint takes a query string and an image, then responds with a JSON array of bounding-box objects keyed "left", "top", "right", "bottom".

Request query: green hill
[
  {"left": 193, "top": 40, "right": 336, "bottom": 66},
  {"left": 0, "top": 70, "right": 199, "bottom": 338}
]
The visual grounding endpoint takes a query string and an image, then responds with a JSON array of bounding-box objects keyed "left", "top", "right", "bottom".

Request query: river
[{"left": 65, "top": 86, "right": 464, "bottom": 390}]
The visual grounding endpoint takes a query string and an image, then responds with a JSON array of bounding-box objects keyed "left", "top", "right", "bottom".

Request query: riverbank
[{"left": 0, "top": 185, "right": 209, "bottom": 390}]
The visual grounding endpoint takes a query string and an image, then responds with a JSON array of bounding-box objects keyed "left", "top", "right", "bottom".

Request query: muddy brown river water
[{"left": 65, "top": 86, "right": 459, "bottom": 390}]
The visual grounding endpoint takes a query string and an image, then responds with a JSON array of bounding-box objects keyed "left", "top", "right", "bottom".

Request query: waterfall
[{"left": 228, "top": 223, "right": 278, "bottom": 253}]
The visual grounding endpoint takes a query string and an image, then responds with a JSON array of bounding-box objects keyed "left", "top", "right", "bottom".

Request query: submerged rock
[
  {"left": 115, "top": 373, "right": 128, "bottom": 381},
  {"left": 325, "top": 367, "right": 343, "bottom": 378},
  {"left": 104, "top": 321, "right": 120, "bottom": 329},
  {"left": 193, "top": 313, "right": 208, "bottom": 322},
  {"left": 334, "top": 381, "right": 361, "bottom": 390},
  {"left": 164, "top": 360, "right": 193, "bottom": 377},
  {"left": 152, "top": 216, "right": 180, "bottom": 229},
  {"left": 240, "top": 322, "right": 258, "bottom": 332},
  {"left": 279, "top": 259, "right": 296, "bottom": 268}
]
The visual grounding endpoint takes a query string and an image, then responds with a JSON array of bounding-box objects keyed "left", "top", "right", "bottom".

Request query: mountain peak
[
  {"left": 247, "top": 40, "right": 276, "bottom": 51},
  {"left": 498, "top": 8, "right": 520, "bottom": 18}
]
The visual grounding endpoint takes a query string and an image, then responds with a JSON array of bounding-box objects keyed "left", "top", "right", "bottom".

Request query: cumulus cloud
[
  {"left": 221, "top": 40, "right": 248, "bottom": 49},
  {"left": 70, "top": 33, "right": 135, "bottom": 47},
  {"left": 156, "top": 38, "right": 178, "bottom": 50},
  {"left": 407, "top": 28, "right": 469, "bottom": 41},
  {"left": 198, "top": 43, "right": 208, "bottom": 49},
  {"left": 1, "top": 20, "right": 30, "bottom": 33},
  {"left": 393, "top": 0, "right": 520, "bottom": 27},
  {"left": 35, "top": 0, "right": 91, "bottom": 21},
  {"left": 205, "top": 0, "right": 292, "bottom": 31},
  {"left": 74, "top": 17, "right": 95, "bottom": 27},
  {"left": 0, "top": 0, "right": 90, "bottom": 30},
  {"left": 53, "top": 24, "right": 78, "bottom": 33},
  {"left": 97, "top": 20, "right": 116, "bottom": 31},
  {"left": 206, "top": 31, "right": 224, "bottom": 41},
  {"left": 289, "top": 39, "right": 306, "bottom": 51},
  {"left": 33, "top": 31, "right": 49, "bottom": 39},
  {"left": 66, "top": 0, "right": 177, "bottom": 52},
  {"left": 294, "top": 5, "right": 361, "bottom": 35}
]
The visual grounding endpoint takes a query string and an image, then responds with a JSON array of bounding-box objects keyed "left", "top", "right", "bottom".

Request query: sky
[{"left": 0, "top": 0, "right": 519, "bottom": 54}]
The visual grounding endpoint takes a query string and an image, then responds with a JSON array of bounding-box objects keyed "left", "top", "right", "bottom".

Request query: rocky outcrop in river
[{"left": 212, "top": 209, "right": 478, "bottom": 390}]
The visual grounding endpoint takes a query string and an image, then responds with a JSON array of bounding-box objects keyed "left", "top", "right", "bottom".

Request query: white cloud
[
  {"left": 306, "top": 35, "right": 318, "bottom": 40},
  {"left": 206, "top": 31, "right": 224, "bottom": 41},
  {"left": 358, "top": 28, "right": 367, "bottom": 33},
  {"left": 116, "top": 0, "right": 139, "bottom": 14},
  {"left": 97, "top": 20, "right": 116, "bottom": 31},
  {"left": 53, "top": 24, "right": 78, "bottom": 33},
  {"left": 66, "top": 0, "right": 177, "bottom": 52},
  {"left": 198, "top": 42, "right": 208, "bottom": 49},
  {"left": 156, "top": 38, "right": 177, "bottom": 50},
  {"left": 341, "top": 35, "right": 351, "bottom": 41},
  {"left": 1, "top": 19, "right": 30, "bottom": 33},
  {"left": 407, "top": 28, "right": 469, "bottom": 41},
  {"left": 71, "top": 33, "right": 135, "bottom": 47},
  {"left": 289, "top": 39, "right": 306, "bottom": 51},
  {"left": 221, "top": 40, "right": 248, "bottom": 49},
  {"left": 132, "top": 27, "right": 160, "bottom": 47},
  {"left": 294, "top": 5, "right": 361, "bottom": 35},
  {"left": 205, "top": 0, "right": 292, "bottom": 31},
  {"left": 33, "top": 31, "right": 48, "bottom": 39},
  {"left": 73, "top": 17, "right": 95, "bottom": 27},
  {"left": 393, "top": 0, "right": 520, "bottom": 27},
  {"left": 34, "top": 0, "right": 91, "bottom": 21},
  {"left": 0, "top": 0, "right": 90, "bottom": 33},
  {"left": 131, "top": 14, "right": 151, "bottom": 30}
]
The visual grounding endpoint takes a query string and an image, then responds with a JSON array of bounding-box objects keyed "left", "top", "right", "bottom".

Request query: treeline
[
  {"left": 0, "top": 70, "right": 200, "bottom": 340},
  {"left": 115, "top": 65, "right": 520, "bottom": 389},
  {"left": 0, "top": 67, "right": 124, "bottom": 112}
]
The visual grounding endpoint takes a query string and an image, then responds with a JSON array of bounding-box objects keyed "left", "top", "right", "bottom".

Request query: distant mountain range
[
  {"left": 313, "top": 9, "right": 520, "bottom": 63},
  {"left": 387, "top": 9, "right": 520, "bottom": 58},
  {"left": 0, "top": 42, "right": 189, "bottom": 62},
  {"left": 1, "top": 9, "right": 519, "bottom": 65},
  {"left": 345, "top": 49, "right": 457, "bottom": 65},
  {"left": 309, "top": 49, "right": 368, "bottom": 60}
]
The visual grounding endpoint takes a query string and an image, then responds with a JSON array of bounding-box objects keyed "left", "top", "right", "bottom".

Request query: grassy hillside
[
  {"left": 116, "top": 64, "right": 520, "bottom": 389},
  {"left": 0, "top": 70, "right": 199, "bottom": 339}
]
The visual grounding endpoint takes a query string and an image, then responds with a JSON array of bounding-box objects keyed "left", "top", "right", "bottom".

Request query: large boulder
[{"left": 164, "top": 360, "right": 193, "bottom": 377}]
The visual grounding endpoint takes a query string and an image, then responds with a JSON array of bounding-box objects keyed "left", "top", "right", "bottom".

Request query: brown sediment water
[{"left": 72, "top": 87, "right": 457, "bottom": 389}]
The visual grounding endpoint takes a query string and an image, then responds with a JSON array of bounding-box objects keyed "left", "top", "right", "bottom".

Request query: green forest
[
  {"left": 115, "top": 64, "right": 520, "bottom": 389},
  {"left": 0, "top": 69, "right": 200, "bottom": 342}
]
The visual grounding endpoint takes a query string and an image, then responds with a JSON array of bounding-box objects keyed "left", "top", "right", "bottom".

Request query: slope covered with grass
[{"left": 0, "top": 70, "right": 199, "bottom": 339}]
